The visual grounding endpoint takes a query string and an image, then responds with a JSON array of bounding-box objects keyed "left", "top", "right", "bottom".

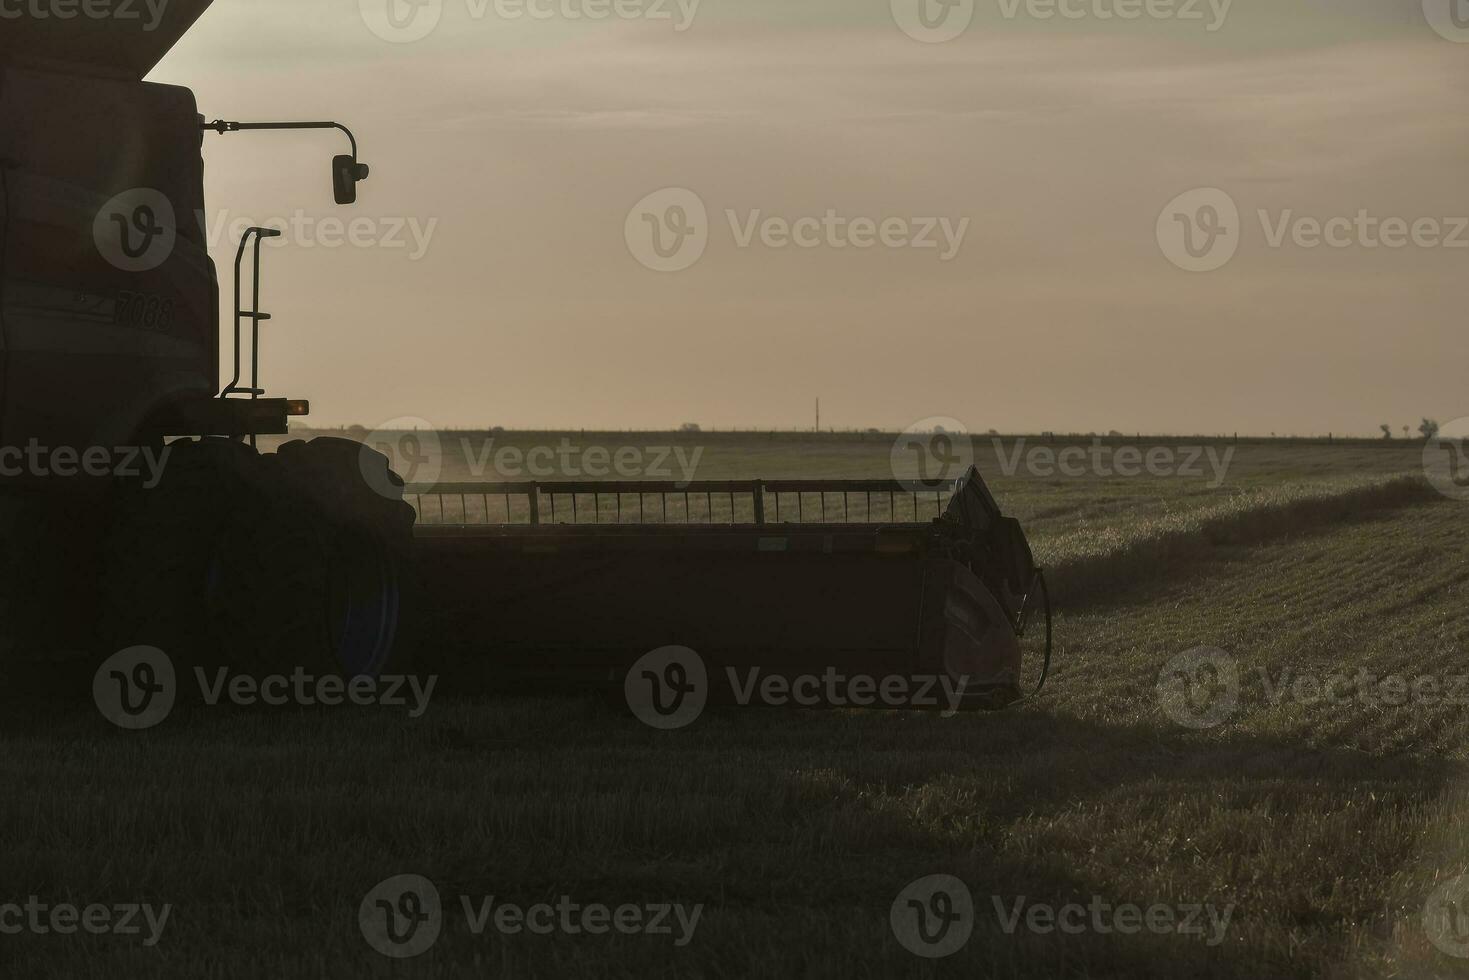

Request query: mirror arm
[{"left": 202, "top": 119, "right": 360, "bottom": 160}]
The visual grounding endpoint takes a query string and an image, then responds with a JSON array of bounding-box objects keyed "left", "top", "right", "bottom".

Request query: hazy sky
[{"left": 151, "top": 0, "right": 1468, "bottom": 435}]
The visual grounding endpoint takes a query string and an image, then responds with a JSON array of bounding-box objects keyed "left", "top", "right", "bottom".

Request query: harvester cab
[
  {"left": 0, "top": 0, "right": 416, "bottom": 687},
  {"left": 0, "top": 0, "right": 333, "bottom": 454}
]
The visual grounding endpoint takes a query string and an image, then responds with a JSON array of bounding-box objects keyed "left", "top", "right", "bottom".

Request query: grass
[{"left": 2, "top": 435, "right": 1463, "bottom": 978}]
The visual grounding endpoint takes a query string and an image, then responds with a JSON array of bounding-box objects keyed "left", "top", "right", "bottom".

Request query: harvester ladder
[{"left": 220, "top": 226, "right": 282, "bottom": 447}]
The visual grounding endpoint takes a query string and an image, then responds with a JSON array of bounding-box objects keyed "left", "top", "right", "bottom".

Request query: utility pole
[{"left": 815, "top": 398, "right": 820, "bottom": 433}]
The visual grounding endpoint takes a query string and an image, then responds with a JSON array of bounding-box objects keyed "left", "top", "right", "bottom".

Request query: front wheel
[{"left": 101, "top": 438, "right": 416, "bottom": 682}]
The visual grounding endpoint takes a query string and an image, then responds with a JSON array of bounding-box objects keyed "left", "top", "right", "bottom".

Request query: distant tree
[
  {"left": 1380, "top": 424, "right": 1392, "bottom": 440},
  {"left": 1420, "top": 418, "right": 1441, "bottom": 440},
  {"left": 680, "top": 423, "right": 702, "bottom": 433},
  {"left": 1402, "top": 426, "right": 1410, "bottom": 439},
  {"left": 1108, "top": 430, "right": 1123, "bottom": 437}
]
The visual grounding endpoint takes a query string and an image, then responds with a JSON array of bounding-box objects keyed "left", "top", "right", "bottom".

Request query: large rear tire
[
  {"left": 100, "top": 438, "right": 415, "bottom": 683},
  {"left": 273, "top": 437, "right": 417, "bottom": 678}
]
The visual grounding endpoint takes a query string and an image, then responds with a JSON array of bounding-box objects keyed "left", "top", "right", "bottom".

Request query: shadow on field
[
  {"left": 726, "top": 707, "right": 1454, "bottom": 979},
  {"left": 0, "top": 682, "right": 1453, "bottom": 978}
]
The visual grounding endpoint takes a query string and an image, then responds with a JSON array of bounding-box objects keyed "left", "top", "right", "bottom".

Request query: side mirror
[{"left": 333, "top": 154, "right": 370, "bottom": 205}]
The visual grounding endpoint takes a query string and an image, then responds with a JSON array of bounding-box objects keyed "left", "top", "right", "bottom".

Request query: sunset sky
[{"left": 151, "top": 0, "right": 1468, "bottom": 435}]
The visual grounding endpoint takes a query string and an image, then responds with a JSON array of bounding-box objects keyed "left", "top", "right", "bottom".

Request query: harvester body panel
[
  {"left": 0, "top": 0, "right": 215, "bottom": 80},
  {"left": 0, "top": 65, "right": 217, "bottom": 458}
]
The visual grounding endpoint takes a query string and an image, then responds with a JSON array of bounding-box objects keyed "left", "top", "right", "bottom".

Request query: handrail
[{"left": 220, "top": 226, "right": 282, "bottom": 401}]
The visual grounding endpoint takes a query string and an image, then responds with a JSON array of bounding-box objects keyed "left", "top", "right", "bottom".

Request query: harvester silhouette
[{"left": 0, "top": 1, "right": 1050, "bottom": 709}]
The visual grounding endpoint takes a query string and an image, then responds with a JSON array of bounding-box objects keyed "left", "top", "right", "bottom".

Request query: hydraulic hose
[{"left": 1017, "top": 568, "right": 1053, "bottom": 699}]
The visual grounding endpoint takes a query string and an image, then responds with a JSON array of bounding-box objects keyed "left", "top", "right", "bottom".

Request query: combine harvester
[{"left": 0, "top": 1, "right": 1050, "bottom": 709}]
